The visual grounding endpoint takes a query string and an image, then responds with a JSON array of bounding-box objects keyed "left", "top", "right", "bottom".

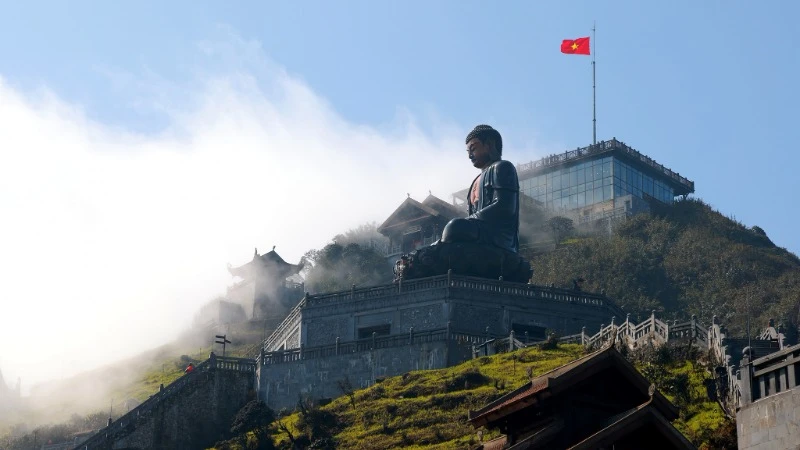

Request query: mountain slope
[{"left": 525, "top": 198, "right": 800, "bottom": 339}]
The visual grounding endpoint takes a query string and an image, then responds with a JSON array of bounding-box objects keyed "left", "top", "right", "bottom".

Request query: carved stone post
[
  {"left": 740, "top": 349, "right": 753, "bottom": 406},
  {"left": 581, "top": 326, "right": 586, "bottom": 346},
  {"left": 650, "top": 310, "right": 656, "bottom": 338},
  {"left": 623, "top": 313, "right": 630, "bottom": 344},
  {"left": 335, "top": 337, "right": 340, "bottom": 355},
  {"left": 509, "top": 330, "right": 515, "bottom": 352},
  {"left": 372, "top": 331, "right": 377, "bottom": 350}
]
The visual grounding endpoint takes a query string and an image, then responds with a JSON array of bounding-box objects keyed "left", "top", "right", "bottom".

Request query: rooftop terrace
[{"left": 516, "top": 138, "right": 695, "bottom": 196}]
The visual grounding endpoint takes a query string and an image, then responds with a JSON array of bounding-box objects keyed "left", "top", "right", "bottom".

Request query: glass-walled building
[
  {"left": 452, "top": 138, "right": 695, "bottom": 225},
  {"left": 514, "top": 138, "right": 694, "bottom": 222}
]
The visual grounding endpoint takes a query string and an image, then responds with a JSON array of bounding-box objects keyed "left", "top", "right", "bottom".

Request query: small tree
[
  {"left": 230, "top": 400, "right": 276, "bottom": 449},
  {"left": 546, "top": 216, "right": 574, "bottom": 244}
]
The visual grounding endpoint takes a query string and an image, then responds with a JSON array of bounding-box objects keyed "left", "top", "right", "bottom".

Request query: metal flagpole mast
[{"left": 590, "top": 22, "right": 597, "bottom": 145}]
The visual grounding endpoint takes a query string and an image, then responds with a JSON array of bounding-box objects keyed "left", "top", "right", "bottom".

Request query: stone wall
[
  {"left": 257, "top": 275, "right": 622, "bottom": 410},
  {"left": 83, "top": 365, "right": 255, "bottom": 450},
  {"left": 259, "top": 340, "right": 457, "bottom": 410},
  {"left": 737, "top": 388, "right": 800, "bottom": 450}
]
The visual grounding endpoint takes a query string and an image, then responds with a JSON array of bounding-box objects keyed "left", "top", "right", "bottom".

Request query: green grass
[
  {"left": 264, "top": 345, "right": 585, "bottom": 450},
  {"left": 213, "top": 343, "right": 734, "bottom": 450}
]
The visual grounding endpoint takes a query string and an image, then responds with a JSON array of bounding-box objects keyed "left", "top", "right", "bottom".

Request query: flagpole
[{"left": 591, "top": 22, "right": 597, "bottom": 145}]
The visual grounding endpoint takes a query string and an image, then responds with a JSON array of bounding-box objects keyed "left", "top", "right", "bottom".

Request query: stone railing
[
  {"left": 261, "top": 298, "right": 305, "bottom": 352},
  {"left": 302, "top": 274, "right": 621, "bottom": 312},
  {"left": 579, "top": 312, "right": 708, "bottom": 351},
  {"left": 739, "top": 342, "right": 800, "bottom": 406},
  {"left": 298, "top": 274, "right": 624, "bottom": 319},
  {"left": 260, "top": 326, "right": 504, "bottom": 366},
  {"left": 75, "top": 355, "right": 255, "bottom": 450}
]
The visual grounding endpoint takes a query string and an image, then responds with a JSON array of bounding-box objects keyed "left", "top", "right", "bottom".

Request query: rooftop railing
[{"left": 516, "top": 138, "right": 694, "bottom": 193}]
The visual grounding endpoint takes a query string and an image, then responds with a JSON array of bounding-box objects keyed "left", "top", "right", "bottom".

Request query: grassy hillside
[
  {"left": 526, "top": 198, "right": 800, "bottom": 339},
  {"left": 211, "top": 343, "right": 735, "bottom": 450},
  {"left": 0, "top": 320, "right": 269, "bottom": 448}
]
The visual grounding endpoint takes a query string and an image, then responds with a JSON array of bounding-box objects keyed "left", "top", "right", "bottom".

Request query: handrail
[{"left": 260, "top": 298, "right": 305, "bottom": 355}]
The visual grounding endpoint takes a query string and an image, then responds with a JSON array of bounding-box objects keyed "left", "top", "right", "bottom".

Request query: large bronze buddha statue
[
  {"left": 441, "top": 124, "right": 520, "bottom": 254},
  {"left": 395, "top": 125, "right": 531, "bottom": 283}
]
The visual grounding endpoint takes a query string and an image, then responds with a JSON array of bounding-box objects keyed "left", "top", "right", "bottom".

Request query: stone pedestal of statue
[{"left": 394, "top": 242, "right": 532, "bottom": 283}]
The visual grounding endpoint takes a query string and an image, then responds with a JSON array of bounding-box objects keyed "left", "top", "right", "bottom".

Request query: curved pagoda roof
[
  {"left": 378, "top": 194, "right": 464, "bottom": 237},
  {"left": 228, "top": 247, "right": 304, "bottom": 281}
]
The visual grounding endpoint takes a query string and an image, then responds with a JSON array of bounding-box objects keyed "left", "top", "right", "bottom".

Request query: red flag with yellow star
[{"left": 561, "top": 37, "right": 591, "bottom": 55}]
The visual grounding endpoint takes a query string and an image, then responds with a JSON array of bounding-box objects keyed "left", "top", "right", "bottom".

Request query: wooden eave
[{"left": 469, "top": 346, "right": 678, "bottom": 428}]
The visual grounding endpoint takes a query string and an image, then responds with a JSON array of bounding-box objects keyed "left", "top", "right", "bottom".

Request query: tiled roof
[{"left": 468, "top": 345, "right": 678, "bottom": 428}]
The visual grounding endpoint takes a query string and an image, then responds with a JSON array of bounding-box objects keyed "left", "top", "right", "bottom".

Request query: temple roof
[
  {"left": 378, "top": 194, "right": 463, "bottom": 237},
  {"left": 228, "top": 248, "right": 304, "bottom": 281},
  {"left": 468, "top": 345, "right": 678, "bottom": 428}
]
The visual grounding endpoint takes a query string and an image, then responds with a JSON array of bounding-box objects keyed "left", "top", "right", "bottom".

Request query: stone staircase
[{"left": 74, "top": 354, "right": 256, "bottom": 450}]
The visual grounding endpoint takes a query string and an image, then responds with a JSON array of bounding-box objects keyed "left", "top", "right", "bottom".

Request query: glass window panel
[
  {"left": 594, "top": 166, "right": 603, "bottom": 181},
  {"left": 615, "top": 185, "right": 623, "bottom": 197},
  {"left": 578, "top": 183, "right": 585, "bottom": 193},
  {"left": 546, "top": 192, "right": 553, "bottom": 202},
  {"left": 569, "top": 194, "right": 578, "bottom": 209},
  {"left": 561, "top": 173, "right": 570, "bottom": 188},
  {"left": 594, "top": 187, "right": 603, "bottom": 203},
  {"left": 604, "top": 185, "right": 612, "bottom": 201},
  {"left": 552, "top": 176, "right": 561, "bottom": 190},
  {"left": 570, "top": 170, "right": 578, "bottom": 186},
  {"left": 603, "top": 162, "right": 611, "bottom": 178},
  {"left": 577, "top": 169, "right": 586, "bottom": 184},
  {"left": 587, "top": 180, "right": 594, "bottom": 191},
  {"left": 585, "top": 188, "right": 593, "bottom": 204},
  {"left": 603, "top": 177, "right": 611, "bottom": 186},
  {"left": 578, "top": 191, "right": 586, "bottom": 207}
]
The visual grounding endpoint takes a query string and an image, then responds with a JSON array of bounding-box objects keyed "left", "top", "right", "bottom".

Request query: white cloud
[{"left": 0, "top": 34, "right": 501, "bottom": 396}]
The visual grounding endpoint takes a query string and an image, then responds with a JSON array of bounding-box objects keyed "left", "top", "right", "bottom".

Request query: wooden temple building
[
  {"left": 469, "top": 345, "right": 695, "bottom": 450},
  {"left": 378, "top": 194, "right": 464, "bottom": 259},
  {"left": 226, "top": 248, "right": 305, "bottom": 321}
]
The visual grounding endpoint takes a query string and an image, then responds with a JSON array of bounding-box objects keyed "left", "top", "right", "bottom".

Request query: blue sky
[
  {"left": 1, "top": 1, "right": 798, "bottom": 392},
  {"left": 3, "top": 1, "right": 798, "bottom": 243}
]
